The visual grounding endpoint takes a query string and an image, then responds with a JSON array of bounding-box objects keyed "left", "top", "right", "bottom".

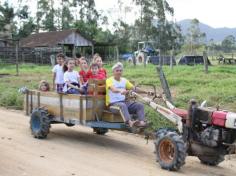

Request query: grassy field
[{"left": 1, "top": 63, "right": 236, "bottom": 129}]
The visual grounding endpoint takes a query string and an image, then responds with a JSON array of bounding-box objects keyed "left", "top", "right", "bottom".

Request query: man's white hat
[{"left": 112, "top": 62, "right": 123, "bottom": 71}]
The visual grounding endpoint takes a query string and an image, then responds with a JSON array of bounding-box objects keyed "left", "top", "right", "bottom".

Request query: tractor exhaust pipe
[{"left": 187, "top": 99, "right": 197, "bottom": 128}]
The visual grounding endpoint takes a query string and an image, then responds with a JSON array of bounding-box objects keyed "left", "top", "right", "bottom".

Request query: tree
[
  {"left": 61, "top": 0, "right": 74, "bottom": 30},
  {"left": 113, "top": 20, "right": 134, "bottom": 53},
  {"left": 73, "top": 19, "right": 98, "bottom": 39},
  {"left": 13, "top": 3, "right": 36, "bottom": 39},
  {"left": 185, "top": 18, "right": 206, "bottom": 54},
  {"left": 0, "top": 2, "right": 15, "bottom": 39},
  {"left": 16, "top": 17, "right": 36, "bottom": 39},
  {"left": 74, "top": 0, "right": 98, "bottom": 22},
  {"left": 132, "top": 0, "right": 181, "bottom": 52},
  {"left": 72, "top": 0, "right": 106, "bottom": 41},
  {"left": 133, "top": 0, "right": 173, "bottom": 37},
  {"left": 221, "top": 35, "right": 236, "bottom": 52},
  {"left": 36, "top": 0, "right": 56, "bottom": 32}
]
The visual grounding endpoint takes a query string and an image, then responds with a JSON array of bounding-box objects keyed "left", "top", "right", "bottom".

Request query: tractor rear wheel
[
  {"left": 198, "top": 155, "right": 224, "bottom": 166},
  {"left": 155, "top": 129, "right": 187, "bottom": 171},
  {"left": 93, "top": 128, "right": 108, "bottom": 135},
  {"left": 30, "top": 108, "right": 51, "bottom": 139}
]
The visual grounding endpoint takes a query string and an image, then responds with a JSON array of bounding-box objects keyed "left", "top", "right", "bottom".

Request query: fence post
[
  {"left": 170, "top": 49, "right": 173, "bottom": 70},
  {"left": 116, "top": 46, "right": 119, "bottom": 62},
  {"left": 15, "top": 40, "right": 19, "bottom": 76},
  {"left": 203, "top": 51, "right": 208, "bottom": 74},
  {"left": 156, "top": 66, "right": 173, "bottom": 103},
  {"left": 144, "top": 52, "right": 147, "bottom": 68},
  {"left": 132, "top": 55, "right": 136, "bottom": 67},
  {"left": 159, "top": 50, "right": 162, "bottom": 67}
]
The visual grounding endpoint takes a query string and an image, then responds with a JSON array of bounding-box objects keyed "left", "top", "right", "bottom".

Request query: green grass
[{"left": 1, "top": 63, "right": 236, "bottom": 129}]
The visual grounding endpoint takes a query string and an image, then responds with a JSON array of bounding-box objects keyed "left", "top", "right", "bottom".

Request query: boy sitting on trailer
[
  {"left": 89, "top": 63, "right": 106, "bottom": 80},
  {"left": 83, "top": 63, "right": 106, "bottom": 95}
]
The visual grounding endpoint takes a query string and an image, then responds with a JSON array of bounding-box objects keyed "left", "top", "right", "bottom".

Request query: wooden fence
[{"left": 0, "top": 47, "right": 62, "bottom": 65}]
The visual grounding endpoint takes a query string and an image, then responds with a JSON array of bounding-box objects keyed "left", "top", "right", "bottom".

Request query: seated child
[
  {"left": 79, "top": 57, "right": 92, "bottom": 84},
  {"left": 87, "top": 63, "right": 106, "bottom": 95},
  {"left": 90, "top": 63, "right": 106, "bottom": 80},
  {"left": 93, "top": 54, "right": 107, "bottom": 78},
  {"left": 63, "top": 58, "right": 83, "bottom": 94},
  {"left": 38, "top": 80, "right": 50, "bottom": 91}
]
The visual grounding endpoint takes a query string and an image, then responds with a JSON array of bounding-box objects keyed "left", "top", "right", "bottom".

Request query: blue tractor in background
[
  {"left": 120, "top": 41, "right": 158, "bottom": 64},
  {"left": 120, "top": 41, "right": 176, "bottom": 65}
]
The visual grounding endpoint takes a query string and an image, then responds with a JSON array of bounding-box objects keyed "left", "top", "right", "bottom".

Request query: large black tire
[
  {"left": 198, "top": 155, "right": 224, "bottom": 166},
  {"left": 155, "top": 129, "right": 187, "bottom": 171},
  {"left": 65, "top": 123, "right": 75, "bottom": 127},
  {"left": 30, "top": 108, "right": 51, "bottom": 139},
  {"left": 93, "top": 128, "right": 108, "bottom": 135}
]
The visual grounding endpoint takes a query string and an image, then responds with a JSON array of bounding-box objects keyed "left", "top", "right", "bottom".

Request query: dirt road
[{"left": 0, "top": 109, "right": 236, "bottom": 176}]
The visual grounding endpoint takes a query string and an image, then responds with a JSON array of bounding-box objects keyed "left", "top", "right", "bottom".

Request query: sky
[
  {"left": 94, "top": 0, "right": 236, "bottom": 28},
  {"left": 4, "top": 0, "right": 236, "bottom": 28}
]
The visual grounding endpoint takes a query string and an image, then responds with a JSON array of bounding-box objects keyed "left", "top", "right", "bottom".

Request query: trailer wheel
[
  {"left": 93, "top": 128, "right": 108, "bottom": 135},
  {"left": 30, "top": 108, "right": 51, "bottom": 139},
  {"left": 155, "top": 130, "right": 186, "bottom": 171},
  {"left": 198, "top": 155, "right": 224, "bottom": 166},
  {"left": 65, "top": 123, "right": 75, "bottom": 127}
]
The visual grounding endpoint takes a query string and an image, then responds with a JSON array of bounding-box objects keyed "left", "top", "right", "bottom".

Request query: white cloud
[
  {"left": 4, "top": 0, "right": 236, "bottom": 28},
  {"left": 164, "top": 0, "right": 236, "bottom": 28}
]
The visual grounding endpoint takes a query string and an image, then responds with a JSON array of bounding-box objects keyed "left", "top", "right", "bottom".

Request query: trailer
[
  {"left": 22, "top": 79, "right": 236, "bottom": 171},
  {"left": 23, "top": 80, "right": 132, "bottom": 137}
]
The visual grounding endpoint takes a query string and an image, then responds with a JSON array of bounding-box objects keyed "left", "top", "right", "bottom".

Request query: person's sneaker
[
  {"left": 136, "top": 121, "right": 147, "bottom": 127},
  {"left": 129, "top": 120, "right": 139, "bottom": 127}
]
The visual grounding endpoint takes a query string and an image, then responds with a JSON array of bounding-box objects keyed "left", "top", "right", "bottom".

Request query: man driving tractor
[{"left": 106, "top": 62, "right": 148, "bottom": 127}]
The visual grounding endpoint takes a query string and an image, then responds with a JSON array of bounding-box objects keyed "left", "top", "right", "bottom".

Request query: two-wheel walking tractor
[{"left": 22, "top": 80, "right": 236, "bottom": 171}]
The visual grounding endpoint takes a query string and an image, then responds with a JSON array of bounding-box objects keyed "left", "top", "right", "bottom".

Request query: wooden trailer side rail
[{"left": 24, "top": 79, "right": 124, "bottom": 124}]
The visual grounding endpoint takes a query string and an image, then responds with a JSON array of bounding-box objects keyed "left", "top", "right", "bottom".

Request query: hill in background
[{"left": 178, "top": 19, "right": 236, "bottom": 42}]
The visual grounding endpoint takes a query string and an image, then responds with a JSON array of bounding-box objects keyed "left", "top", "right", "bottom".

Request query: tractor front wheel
[{"left": 155, "top": 130, "right": 187, "bottom": 171}]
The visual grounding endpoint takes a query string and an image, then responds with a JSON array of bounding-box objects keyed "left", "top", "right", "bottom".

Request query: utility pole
[{"left": 170, "top": 49, "right": 173, "bottom": 70}]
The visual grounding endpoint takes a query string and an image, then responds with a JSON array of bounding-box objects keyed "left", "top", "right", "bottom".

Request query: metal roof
[{"left": 20, "top": 29, "right": 93, "bottom": 48}]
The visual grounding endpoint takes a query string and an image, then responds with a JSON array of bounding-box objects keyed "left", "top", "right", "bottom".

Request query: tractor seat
[
  {"left": 171, "top": 108, "right": 188, "bottom": 119},
  {"left": 108, "top": 105, "right": 138, "bottom": 120}
]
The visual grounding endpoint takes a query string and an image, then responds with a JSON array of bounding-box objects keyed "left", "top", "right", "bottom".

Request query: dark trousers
[{"left": 109, "top": 101, "right": 145, "bottom": 121}]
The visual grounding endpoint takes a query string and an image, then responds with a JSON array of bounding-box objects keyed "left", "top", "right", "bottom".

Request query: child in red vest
[
  {"left": 87, "top": 63, "right": 106, "bottom": 95},
  {"left": 93, "top": 54, "right": 107, "bottom": 78},
  {"left": 79, "top": 57, "right": 92, "bottom": 84},
  {"left": 90, "top": 63, "right": 106, "bottom": 80}
]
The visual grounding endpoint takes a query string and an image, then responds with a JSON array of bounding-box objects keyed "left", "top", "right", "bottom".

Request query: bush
[{"left": 0, "top": 91, "right": 23, "bottom": 109}]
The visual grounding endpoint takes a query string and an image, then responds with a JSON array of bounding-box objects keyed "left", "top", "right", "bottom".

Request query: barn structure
[
  {"left": 20, "top": 29, "right": 94, "bottom": 58},
  {"left": 0, "top": 29, "right": 118, "bottom": 66},
  {"left": 0, "top": 39, "right": 10, "bottom": 47}
]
